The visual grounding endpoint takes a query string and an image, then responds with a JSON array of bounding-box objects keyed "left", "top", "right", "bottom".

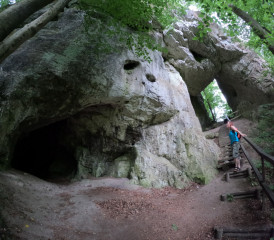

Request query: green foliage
[
  {"left": 188, "top": 0, "right": 274, "bottom": 72},
  {"left": 226, "top": 194, "right": 234, "bottom": 202},
  {"left": 171, "top": 224, "right": 178, "bottom": 231},
  {"left": 0, "top": 0, "right": 21, "bottom": 11},
  {"left": 248, "top": 176, "right": 259, "bottom": 187},
  {"left": 0, "top": 0, "right": 11, "bottom": 11},
  {"left": 253, "top": 147, "right": 274, "bottom": 193},
  {"left": 201, "top": 80, "right": 232, "bottom": 122},
  {"left": 191, "top": 0, "right": 273, "bottom": 42},
  {"left": 247, "top": 33, "right": 274, "bottom": 75},
  {"left": 80, "top": 0, "right": 173, "bottom": 29},
  {"left": 254, "top": 159, "right": 274, "bottom": 171},
  {"left": 79, "top": 0, "right": 273, "bottom": 67},
  {"left": 254, "top": 158, "right": 274, "bottom": 188},
  {"left": 251, "top": 104, "right": 274, "bottom": 155},
  {"left": 78, "top": 0, "right": 186, "bottom": 61}
]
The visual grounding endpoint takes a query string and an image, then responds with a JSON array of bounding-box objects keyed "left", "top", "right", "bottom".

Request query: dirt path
[{"left": 0, "top": 119, "right": 272, "bottom": 240}]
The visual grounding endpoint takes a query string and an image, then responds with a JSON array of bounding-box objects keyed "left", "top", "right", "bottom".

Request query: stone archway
[{"left": 163, "top": 12, "right": 274, "bottom": 118}]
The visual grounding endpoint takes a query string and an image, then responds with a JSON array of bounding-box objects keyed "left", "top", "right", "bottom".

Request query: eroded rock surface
[
  {"left": 0, "top": 9, "right": 219, "bottom": 188},
  {"left": 1, "top": 7, "right": 273, "bottom": 188}
]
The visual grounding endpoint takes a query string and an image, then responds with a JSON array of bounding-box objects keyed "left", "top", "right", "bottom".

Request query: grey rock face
[
  {"left": 0, "top": 9, "right": 219, "bottom": 188},
  {"left": 190, "top": 94, "right": 212, "bottom": 130},
  {"left": 218, "top": 52, "right": 274, "bottom": 111}
]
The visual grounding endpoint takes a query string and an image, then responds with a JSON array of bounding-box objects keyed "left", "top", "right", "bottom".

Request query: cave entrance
[{"left": 11, "top": 119, "right": 77, "bottom": 182}]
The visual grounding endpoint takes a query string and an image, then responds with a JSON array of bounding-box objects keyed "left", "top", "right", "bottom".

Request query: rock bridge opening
[
  {"left": 190, "top": 79, "right": 232, "bottom": 130},
  {"left": 11, "top": 119, "right": 77, "bottom": 182}
]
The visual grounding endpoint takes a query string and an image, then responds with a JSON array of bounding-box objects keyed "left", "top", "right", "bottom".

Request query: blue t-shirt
[{"left": 229, "top": 130, "right": 239, "bottom": 145}]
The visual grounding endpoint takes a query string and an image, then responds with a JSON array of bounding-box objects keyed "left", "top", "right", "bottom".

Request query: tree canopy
[
  {"left": 192, "top": 0, "right": 273, "bottom": 52},
  {"left": 79, "top": 0, "right": 186, "bottom": 31},
  {"left": 186, "top": 0, "right": 273, "bottom": 69},
  {"left": 78, "top": 0, "right": 273, "bottom": 65},
  {"left": 0, "top": 0, "right": 273, "bottom": 63}
]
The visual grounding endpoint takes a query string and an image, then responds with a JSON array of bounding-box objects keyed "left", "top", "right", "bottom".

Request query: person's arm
[{"left": 231, "top": 126, "right": 247, "bottom": 137}]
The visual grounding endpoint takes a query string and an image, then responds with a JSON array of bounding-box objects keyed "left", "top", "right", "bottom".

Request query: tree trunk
[
  {"left": 229, "top": 4, "right": 274, "bottom": 54},
  {"left": 206, "top": 99, "right": 217, "bottom": 122},
  {"left": 0, "top": 0, "right": 55, "bottom": 42},
  {"left": 202, "top": 91, "right": 217, "bottom": 122},
  {"left": 0, "top": 0, "right": 71, "bottom": 63}
]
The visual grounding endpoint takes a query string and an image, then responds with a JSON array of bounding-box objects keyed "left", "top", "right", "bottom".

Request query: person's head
[{"left": 225, "top": 120, "right": 233, "bottom": 128}]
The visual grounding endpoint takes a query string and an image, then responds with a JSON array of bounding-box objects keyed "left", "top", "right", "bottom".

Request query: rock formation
[
  {"left": 0, "top": 8, "right": 221, "bottom": 188},
  {"left": 0, "top": 6, "right": 272, "bottom": 188},
  {"left": 163, "top": 11, "right": 274, "bottom": 117}
]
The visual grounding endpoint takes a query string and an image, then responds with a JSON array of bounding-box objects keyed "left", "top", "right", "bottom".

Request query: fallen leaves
[{"left": 95, "top": 198, "right": 153, "bottom": 218}]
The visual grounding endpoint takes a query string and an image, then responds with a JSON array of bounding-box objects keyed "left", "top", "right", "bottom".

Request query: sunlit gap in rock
[
  {"left": 208, "top": 79, "right": 231, "bottom": 122},
  {"left": 191, "top": 79, "right": 232, "bottom": 131}
]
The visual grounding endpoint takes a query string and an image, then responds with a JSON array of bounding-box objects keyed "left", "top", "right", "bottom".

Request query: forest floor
[{"left": 0, "top": 118, "right": 273, "bottom": 240}]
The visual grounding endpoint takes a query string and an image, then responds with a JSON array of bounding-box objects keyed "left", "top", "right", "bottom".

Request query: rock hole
[
  {"left": 146, "top": 74, "right": 156, "bottom": 82},
  {"left": 190, "top": 50, "right": 206, "bottom": 63},
  {"left": 11, "top": 119, "right": 77, "bottom": 183},
  {"left": 124, "top": 60, "right": 140, "bottom": 70}
]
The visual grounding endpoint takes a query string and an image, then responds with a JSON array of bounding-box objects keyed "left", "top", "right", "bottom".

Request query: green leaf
[{"left": 172, "top": 224, "right": 178, "bottom": 231}]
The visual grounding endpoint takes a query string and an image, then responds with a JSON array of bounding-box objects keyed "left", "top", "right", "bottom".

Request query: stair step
[
  {"left": 214, "top": 225, "right": 274, "bottom": 239},
  {"left": 224, "top": 168, "right": 253, "bottom": 181},
  {"left": 220, "top": 189, "right": 262, "bottom": 201}
]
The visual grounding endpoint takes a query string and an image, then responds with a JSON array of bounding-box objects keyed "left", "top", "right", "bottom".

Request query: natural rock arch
[{"left": 164, "top": 11, "right": 274, "bottom": 118}]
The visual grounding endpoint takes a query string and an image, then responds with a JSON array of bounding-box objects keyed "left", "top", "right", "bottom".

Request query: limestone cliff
[
  {"left": 1, "top": 7, "right": 273, "bottom": 188},
  {"left": 0, "top": 8, "right": 223, "bottom": 188}
]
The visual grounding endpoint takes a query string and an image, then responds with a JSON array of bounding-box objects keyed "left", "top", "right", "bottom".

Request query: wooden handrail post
[
  {"left": 261, "top": 156, "right": 266, "bottom": 211},
  {"left": 262, "top": 156, "right": 265, "bottom": 182},
  {"left": 240, "top": 142, "right": 274, "bottom": 207}
]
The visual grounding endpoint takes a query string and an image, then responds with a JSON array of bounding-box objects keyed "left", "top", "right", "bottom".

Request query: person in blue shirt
[{"left": 224, "top": 119, "right": 247, "bottom": 172}]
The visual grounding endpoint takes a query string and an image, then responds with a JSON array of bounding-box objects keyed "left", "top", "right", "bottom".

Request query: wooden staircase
[{"left": 213, "top": 124, "right": 274, "bottom": 240}]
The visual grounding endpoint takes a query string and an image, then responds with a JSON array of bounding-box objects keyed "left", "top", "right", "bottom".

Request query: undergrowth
[
  {"left": 254, "top": 159, "right": 274, "bottom": 188},
  {"left": 249, "top": 104, "right": 274, "bottom": 193},
  {"left": 250, "top": 104, "right": 274, "bottom": 156}
]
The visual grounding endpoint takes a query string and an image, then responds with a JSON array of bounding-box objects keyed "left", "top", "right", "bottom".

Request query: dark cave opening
[
  {"left": 11, "top": 120, "right": 77, "bottom": 182},
  {"left": 124, "top": 60, "right": 140, "bottom": 70},
  {"left": 190, "top": 50, "right": 206, "bottom": 62}
]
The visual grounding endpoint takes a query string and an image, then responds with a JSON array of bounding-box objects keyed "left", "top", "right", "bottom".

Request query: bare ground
[{"left": 0, "top": 119, "right": 272, "bottom": 240}]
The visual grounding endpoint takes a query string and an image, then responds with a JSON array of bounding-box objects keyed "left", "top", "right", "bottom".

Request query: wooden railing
[
  {"left": 240, "top": 136, "right": 274, "bottom": 207},
  {"left": 227, "top": 110, "right": 240, "bottom": 120}
]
